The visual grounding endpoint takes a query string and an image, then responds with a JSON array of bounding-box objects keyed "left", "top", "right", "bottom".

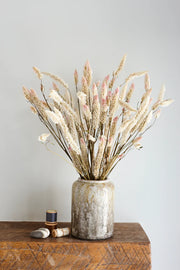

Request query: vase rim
[{"left": 77, "top": 178, "right": 111, "bottom": 183}]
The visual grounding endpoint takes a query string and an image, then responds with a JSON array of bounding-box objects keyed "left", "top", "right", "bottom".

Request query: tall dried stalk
[{"left": 23, "top": 57, "right": 174, "bottom": 180}]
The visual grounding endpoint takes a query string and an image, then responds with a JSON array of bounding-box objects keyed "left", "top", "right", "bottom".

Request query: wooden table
[{"left": 0, "top": 222, "right": 151, "bottom": 269}]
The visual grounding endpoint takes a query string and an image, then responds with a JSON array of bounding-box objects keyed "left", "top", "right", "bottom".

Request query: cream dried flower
[
  {"left": 49, "top": 90, "right": 79, "bottom": 122},
  {"left": 119, "top": 83, "right": 128, "bottom": 101},
  {"left": 69, "top": 147, "right": 83, "bottom": 174},
  {"left": 77, "top": 91, "right": 87, "bottom": 106},
  {"left": 100, "top": 98, "right": 108, "bottom": 124},
  {"left": 64, "top": 89, "right": 71, "bottom": 105},
  {"left": 42, "top": 72, "right": 69, "bottom": 89},
  {"left": 110, "top": 116, "right": 118, "bottom": 138},
  {"left": 33, "top": 66, "right": 43, "bottom": 80},
  {"left": 141, "top": 89, "right": 152, "bottom": 104},
  {"left": 83, "top": 60, "right": 92, "bottom": 87},
  {"left": 46, "top": 110, "right": 60, "bottom": 124},
  {"left": 67, "top": 115, "right": 78, "bottom": 143},
  {"left": 114, "top": 54, "right": 127, "bottom": 77},
  {"left": 119, "top": 118, "right": 132, "bottom": 133},
  {"left": 125, "top": 71, "right": 148, "bottom": 83},
  {"left": 96, "top": 81, "right": 100, "bottom": 88},
  {"left": 126, "top": 83, "right": 135, "bottom": 103},
  {"left": 38, "top": 133, "right": 50, "bottom": 143},
  {"left": 131, "top": 107, "right": 149, "bottom": 133},
  {"left": 22, "top": 86, "right": 31, "bottom": 102},
  {"left": 101, "top": 82, "right": 107, "bottom": 100},
  {"left": 134, "top": 143, "right": 143, "bottom": 150},
  {"left": 80, "top": 138, "right": 89, "bottom": 169},
  {"left": 74, "top": 69, "right": 78, "bottom": 86},
  {"left": 135, "top": 94, "right": 150, "bottom": 121},
  {"left": 154, "top": 109, "right": 161, "bottom": 119},
  {"left": 30, "top": 106, "right": 37, "bottom": 114},
  {"left": 23, "top": 58, "right": 173, "bottom": 180},
  {"left": 103, "top": 75, "right": 110, "bottom": 84},
  {"left": 52, "top": 82, "right": 60, "bottom": 92},
  {"left": 93, "top": 136, "right": 106, "bottom": 179},
  {"left": 158, "top": 84, "right": 166, "bottom": 102},
  {"left": 132, "top": 136, "right": 142, "bottom": 144},
  {"left": 49, "top": 89, "right": 63, "bottom": 104},
  {"left": 92, "top": 95, "right": 100, "bottom": 130},
  {"left": 119, "top": 99, "right": 137, "bottom": 112},
  {"left": 87, "top": 134, "right": 96, "bottom": 142},
  {"left": 92, "top": 83, "right": 98, "bottom": 96},
  {"left": 54, "top": 108, "right": 81, "bottom": 155},
  {"left": 81, "top": 76, "right": 89, "bottom": 96},
  {"left": 46, "top": 108, "right": 80, "bottom": 155},
  {"left": 83, "top": 104, "right": 92, "bottom": 121},
  {"left": 120, "top": 119, "right": 137, "bottom": 145},
  {"left": 139, "top": 111, "right": 153, "bottom": 133},
  {"left": 144, "top": 73, "right": 150, "bottom": 91},
  {"left": 106, "top": 90, "right": 112, "bottom": 106},
  {"left": 109, "top": 75, "right": 116, "bottom": 89},
  {"left": 159, "top": 99, "right": 174, "bottom": 107},
  {"left": 29, "top": 89, "right": 47, "bottom": 120}
]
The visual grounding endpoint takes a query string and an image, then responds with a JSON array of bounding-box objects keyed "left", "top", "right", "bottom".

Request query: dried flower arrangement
[{"left": 23, "top": 55, "right": 173, "bottom": 180}]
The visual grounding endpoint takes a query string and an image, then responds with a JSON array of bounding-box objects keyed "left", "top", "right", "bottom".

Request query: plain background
[{"left": 0, "top": 0, "right": 179, "bottom": 269}]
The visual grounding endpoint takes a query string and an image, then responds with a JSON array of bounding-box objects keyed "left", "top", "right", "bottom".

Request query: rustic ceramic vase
[{"left": 71, "top": 179, "right": 114, "bottom": 240}]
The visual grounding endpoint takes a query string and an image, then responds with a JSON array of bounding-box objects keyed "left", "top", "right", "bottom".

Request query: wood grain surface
[{"left": 0, "top": 222, "right": 151, "bottom": 269}]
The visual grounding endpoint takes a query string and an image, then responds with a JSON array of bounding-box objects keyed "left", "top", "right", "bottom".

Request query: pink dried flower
[
  {"left": 101, "top": 81, "right": 107, "bottom": 100},
  {"left": 109, "top": 87, "right": 119, "bottom": 119},
  {"left": 52, "top": 82, "right": 59, "bottom": 92},
  {"left": 81, "top": 76, "right": 88, "bottom": 95},
  {"left": 96, "top": 81, "right": 100, "bottom": 87},
  {"left": 103, "top": 75, "right": 110, "bottom": 84},
  {"left": 133, "top": 137, "right": 142, "bottom": 144},
  {"left": 83, "top": 104, "right": 92, "bottom": 120},
  {"left": 92, "top": 83, "right": 98, "bottom": 96}
]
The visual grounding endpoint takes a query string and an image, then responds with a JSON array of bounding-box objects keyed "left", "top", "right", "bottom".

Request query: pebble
[{"left": 30, "top": 228, "right": 50, "bottom": 239}]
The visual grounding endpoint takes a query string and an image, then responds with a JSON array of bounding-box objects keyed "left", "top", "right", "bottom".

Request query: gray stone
[{"left": 30, "top": 228, "right": 50, "bottom": 238}]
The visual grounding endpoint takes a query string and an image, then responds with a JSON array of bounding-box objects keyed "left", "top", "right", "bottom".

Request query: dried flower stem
[{"left": 23, "top": 59, "right": 173, "bottom": 180}]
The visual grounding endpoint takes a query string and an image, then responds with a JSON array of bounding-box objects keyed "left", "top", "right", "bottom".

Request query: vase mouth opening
[{"left": 78, "top": 178, "right": 110, "bottom": 183}]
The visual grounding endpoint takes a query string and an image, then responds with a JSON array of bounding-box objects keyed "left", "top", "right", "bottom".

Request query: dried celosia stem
[
  {"left": 114, "top": 54, "right": 127, "bottom": 77},
  {"left": 24, "top": 59, "right": 173, "bottom": 180},
  {"left": 93, "top": 136, "right": 106, "bottom": 179}
]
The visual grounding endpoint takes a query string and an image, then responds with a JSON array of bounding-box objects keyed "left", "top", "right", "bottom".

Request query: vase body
[{"left": 71, "top": 179, "right": 114, "bottom": 240}]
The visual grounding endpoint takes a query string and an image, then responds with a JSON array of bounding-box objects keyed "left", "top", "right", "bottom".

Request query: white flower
[
  {"left": 49, "top": 90, "right": 63, "bottom": 104},
  {"left": 38, "top": 133, "right": 50, "bottom": 143},
  {"left": 77, "top": 91, "right": 87, "bottom": 105}
]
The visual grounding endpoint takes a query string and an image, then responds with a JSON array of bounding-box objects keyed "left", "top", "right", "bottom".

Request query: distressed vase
[{"left": 71, "top": 179, "right": 114, "bottom": 240}]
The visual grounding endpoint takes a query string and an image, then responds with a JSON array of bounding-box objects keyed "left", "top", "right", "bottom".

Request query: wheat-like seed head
[
  {"left": 22, "top": 86, "right": 31, "bottom": 102},
  {"left": 42, "top": 72, "right": 69, "bottom": 89},
  {"left": 33, "top": 66, "right": 43, "bottom": 80},
  {"left": 74, "top": 69, "right": 78, "bottom": 86},
  {"left": 38, "top": 133, "right": 50, "bottom": 143},
  {"left": 23, "top": 58, "right": 173, "bottom": 180},
  {"left": 114, "top": 54, "right": 127, "bottom": 76},
  {"left": 93, "top": 135, "right": 106, "bottom": 179},
  {"left": 144, "top": 73, "right": 150, "bottom": 91}
]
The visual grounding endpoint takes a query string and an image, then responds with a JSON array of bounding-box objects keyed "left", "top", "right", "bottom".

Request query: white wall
[{"left": 0, "top": 0, "right": 179, "bottom": 269}]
